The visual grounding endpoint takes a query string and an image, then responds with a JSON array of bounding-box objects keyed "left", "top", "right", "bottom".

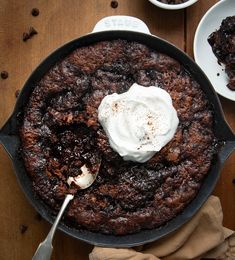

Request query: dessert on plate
[
  {"left": 20, "top": 39, "right": 217, "bottom": 235},
  {"left": 157, "top": 0, "right": 189, "bottom": 4},
  {"left": 208, "top": 16, "right": 235, "bottom": 91}
]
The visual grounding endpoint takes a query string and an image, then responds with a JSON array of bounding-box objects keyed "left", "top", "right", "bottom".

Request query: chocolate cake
[
  {"left": 157, "top": 0, "right": 189, "bottom": 4},
  {"left": 20, "top": 40, "right": 217, "bottom": 235},
  {"left": 208, "top": 16, "right": 235, "bottom": 91}
]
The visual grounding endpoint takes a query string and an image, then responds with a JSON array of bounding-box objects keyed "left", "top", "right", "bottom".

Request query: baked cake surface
[
  {"left": 20, "top": 40, "right": 217, "bottom": 235},
  {"left": 208, "top": 16, "right": 235, "bottom": 90}
]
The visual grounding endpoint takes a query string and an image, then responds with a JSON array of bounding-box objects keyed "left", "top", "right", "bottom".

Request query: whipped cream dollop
[{"left": 98, "top": 83, "right": 179, "bottom": 163}]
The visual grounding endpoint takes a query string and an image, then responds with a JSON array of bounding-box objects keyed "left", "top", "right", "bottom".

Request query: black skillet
[{"left": 0, "top": 26, "right": 235, "bottom": 247}]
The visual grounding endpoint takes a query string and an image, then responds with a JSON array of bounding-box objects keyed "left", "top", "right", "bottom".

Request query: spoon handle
[{"left": 32, "top": 194, "right": 74, "bottom": 260}]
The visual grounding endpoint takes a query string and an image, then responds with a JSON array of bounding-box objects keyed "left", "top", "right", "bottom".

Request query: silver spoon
[{"left": 32, "top": 161, "right": 101, "bottom": 260}]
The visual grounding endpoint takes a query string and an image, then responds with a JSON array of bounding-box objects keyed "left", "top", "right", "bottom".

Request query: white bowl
[
  {"left": 148, "top": 0, "right": 198, "bottom": 10},
  {"left": 194, "top": 0, "right": 235, "bottom": 101}
]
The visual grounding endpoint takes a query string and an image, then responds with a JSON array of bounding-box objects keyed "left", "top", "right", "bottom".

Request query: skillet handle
[
  {"left": 0, "top": 132, "right": 19, "bottom": 160},
  {"left": 92, "top": 16, "right": 151, "bottom": 34},
  {"left": 0, "top": 114, "right": 20, "bottom": 160},
  {"left": 220, "top": 140, "right": 235, "bottom": 163}
]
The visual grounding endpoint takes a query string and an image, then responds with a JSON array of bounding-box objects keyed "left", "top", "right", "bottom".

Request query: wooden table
[{"left": 0, "top": 0, "right": 234, "bottom": 259}]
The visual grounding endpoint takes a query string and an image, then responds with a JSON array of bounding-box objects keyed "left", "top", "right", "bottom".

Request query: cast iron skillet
[{"left": 0, "top": 30, "right": 235, "bottom": 247}]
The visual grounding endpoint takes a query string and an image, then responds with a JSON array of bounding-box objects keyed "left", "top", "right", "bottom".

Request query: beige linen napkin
[{"left": 90, "top": 196, "right": 235, "bottom": 260}]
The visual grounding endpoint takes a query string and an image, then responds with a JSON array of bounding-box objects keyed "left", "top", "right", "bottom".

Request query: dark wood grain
[{"left": 0, "top": 0, "right": 234, "bottom": 259}]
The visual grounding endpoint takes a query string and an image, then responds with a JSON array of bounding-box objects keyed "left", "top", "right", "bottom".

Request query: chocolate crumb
[
  {"left": 19, "top": 224, "right": 28, "bottom": 234},
  {"left": 232, "top": 179, "right": 235, "bottom": 184},
  {"left": 111, "top": 0, "right": 118, "bottom": 8},
  {"left": 217, "top": 73, "right": 220, "bottom": 76},
  {"left": 1, "top": 71, "right": 8, "bottom": 79},
  {"left": 35, "top": 213, "right": 42, "bottom": 221},
  {"left": 23, "top": 27, "right": 38, "bottom": 42},
  {"left": 228, "top": 81, "right": 235, "bottom": 91},
  {"left": 29, "top": 26, "right": 38, "bottom": 36},
  {"left": 23, "top": 32, "right": 30, "bottom": 42},
  {"left": 15, "top": 89, "right": 20, "bottom": 98},
  {"left": 31, "top": 8, "right": 39, "bottom": 17}
]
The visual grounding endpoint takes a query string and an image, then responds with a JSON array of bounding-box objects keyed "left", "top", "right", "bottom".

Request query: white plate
[{"left": 194, "top": 0, "right": 235, "bottom": 101}]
